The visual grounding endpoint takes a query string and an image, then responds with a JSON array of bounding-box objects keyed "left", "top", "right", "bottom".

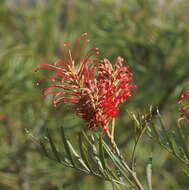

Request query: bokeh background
[{"left": 0, "top": 0, "right": 189, "bottom": 189}]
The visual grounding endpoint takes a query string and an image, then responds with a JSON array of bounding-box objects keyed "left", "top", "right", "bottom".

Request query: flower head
[
  {"left": 37, "top": 33, "right": 136, "bottom": 131},
  {"left": 94, "top": 57, "right": 136, "bottom": 130},
  {"left": 178, "top": 87, "right": 189, "bottom": 124}
]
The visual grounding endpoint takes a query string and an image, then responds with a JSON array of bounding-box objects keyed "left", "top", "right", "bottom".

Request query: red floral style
[
  {"left": 37, "top": 33, "right": 99, "bottom": 105},
  {"left": 94, "top": 57, "right": 136, "bottom": 130},
  {"left": 37, "top": 33, "right": 136, "bottom": 131},
  {"left": 179, "top": 88, "right": 189, "bottom": 124}
]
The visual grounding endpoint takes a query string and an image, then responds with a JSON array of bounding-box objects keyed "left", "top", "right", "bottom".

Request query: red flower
[
  {"left": 179, "top": 87, "right": 189, "bottom": 124},
  {"left": 94, "top": 57, "right": 136, "bottom": 130},
  {"left": 37, "top": 34, "right": 136, "bottom": 131}
]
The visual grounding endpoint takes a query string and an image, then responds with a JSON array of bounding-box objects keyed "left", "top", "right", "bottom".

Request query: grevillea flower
[
  {"left": 178, "top": 86, "right": 189, "bottom": 125},
  {"left": 37, "top": 33, "right": 136, "bottom": 131}
]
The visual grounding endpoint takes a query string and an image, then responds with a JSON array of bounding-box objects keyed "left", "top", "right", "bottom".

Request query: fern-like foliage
[
  {"left": 31, "top": 126, "right": 147, "bottom": 190},
  {"left": 28, "top": 106, "right": 189, "bottom": 189},
  {"left": 147, "top": 110, "right": 189, "bottom": 167}
]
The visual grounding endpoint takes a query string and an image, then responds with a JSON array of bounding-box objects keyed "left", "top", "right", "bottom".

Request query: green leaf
[
  {"left": 66, "top": 138, "right": 90, "bottom": 172},
  {"left": 46, "top": 128, "right": 61, "bottom": 163},
  {"left": 78, "top": 133, "right": 93, "bottom": 173},
  {"left": 82, "top": 131, "right": 96, "bottom": 147},
  {"left": 176, "top": 123, "right": 189, "bottom": 161},
  {"left": 103, "top": 141, "right": 134, "bottom": 188},
  {"left": 183, "top": 170, "right": 189, "bottom": 181},
  {"left": 106, "top": 167, "right": 120, "bottom": 181},
  {"left": 82, "top": 133, "right": 104, "bottom": 171},
  {"left": 146, "top": 157, "right": 152, "bottom": 190},
  {"left": 157, "top": 113, "right": 175, "bottom": 152},
  {"left": 99, "top": 135, "right": 106, "bottom": 169},
  {"left": 60, "top": 127, "right": 76, "bottom": 167},
  {"left": 39, "top": 139, "right": 49, "bottom": 158}
]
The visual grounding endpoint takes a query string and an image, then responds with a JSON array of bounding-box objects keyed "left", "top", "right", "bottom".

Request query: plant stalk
[{"left": 105, "top": 126, "right": 144, "bottom": 190}]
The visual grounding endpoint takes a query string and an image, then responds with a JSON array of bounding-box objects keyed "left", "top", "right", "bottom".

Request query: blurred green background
[{"left": 0, "top": 0, "right": 189, "bottom": 189}]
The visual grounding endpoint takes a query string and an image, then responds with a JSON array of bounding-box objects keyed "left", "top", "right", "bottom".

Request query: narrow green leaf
[
  {"left": 103, "top": 142, "right": 125, "bottom": 171},
  {"left": 132, "top": 112, "right": 140, "bottom": 127},
  {"left": 183, "top": 170, "right": 189, "bottom": 181},
  {"left": 82, "top": 133, "right": 104, "bottom": 171},
  {"left": 46, "top": 129, "right": 61, "bottom": 163},
  {"left": 106, "top": 167, "right": 120, "bottom": 181},
  {"left": 60, "top": 127, "right": 75, "bottom": 167},
  {"left": 66, "top": 139, "right": 90, "bottom": 172},
  {"left": 39, "top": 139, "right": 49, "bottom": 158},
  {"left": 157, "top": 113, "right": 175, "bottom": 151},
  {"left": 99, "top": 136, "right": 106, "bottom": 169},
  {"left": 103, "top": 141, "right": 134, "bottom": 187},
  {"left": 78, "top": 133, "right": 93, "bottom": 173},
  {"left": 102, "top": 170, "right": 121, "bottom": 189},
  {"left": 176, "top": 123, "right": 189, "bottom": 160},
  {"left": 146, "top": 157, "right": 152, "bottom": 190},
  {"left": 150, "top": 121, "right": 161, "bottom": 142},
  {"left": 81, "top": 131, "right": 95, "bottom": 147}
]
